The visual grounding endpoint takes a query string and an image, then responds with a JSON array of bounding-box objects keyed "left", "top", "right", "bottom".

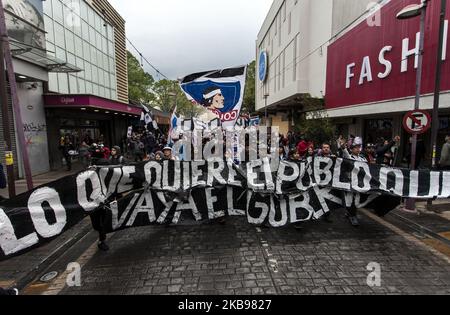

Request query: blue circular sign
[{"left": 258, "top": 51, "right": 268, "bottom": 83}]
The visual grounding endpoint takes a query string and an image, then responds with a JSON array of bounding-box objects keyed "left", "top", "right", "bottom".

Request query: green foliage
[
  {"left": 152, "top": 79, "right": 201, "bottom": 117},
  {"left": 242, "top": 60, "right": 256, "bottom": 114},
  {"left": 127, "top": 51, "right": 156, "bottom": 103},
  {"left": 294, "top": 110, "right": 336, "bottom": 145}
]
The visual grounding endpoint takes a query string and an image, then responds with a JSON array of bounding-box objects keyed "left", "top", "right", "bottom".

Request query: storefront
[
  {"left": 325, "top": 0, "right": 450, "bottom": 168},
  {"left": 44, "top": 94, "right": 141, "bottom": 170}
]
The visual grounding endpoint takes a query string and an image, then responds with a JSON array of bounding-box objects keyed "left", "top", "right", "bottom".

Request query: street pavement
[{"left": 18, "top": 207, "right": 450, "bottom": 295}]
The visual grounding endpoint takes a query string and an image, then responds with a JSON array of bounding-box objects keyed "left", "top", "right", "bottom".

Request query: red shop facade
[{"left": 325, "top": 0, "right": 450, "bottom": 168}]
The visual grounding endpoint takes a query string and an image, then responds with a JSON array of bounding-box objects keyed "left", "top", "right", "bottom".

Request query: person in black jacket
[
  {"left": 59, "top": 136, "right": 75, "bottom": 171},
  {"left": 375, "top": 135, "right": 400, "bottom": 165},
  {"left": 88, "top": 159, "right": 112, "bottom": 251},
  {"left": 109, "top": 146, "right": 126, "bottom": 165}
]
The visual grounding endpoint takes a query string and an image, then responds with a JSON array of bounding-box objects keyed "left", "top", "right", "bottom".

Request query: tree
[
  {"left": 152, "top": 79, "right": 201, "bottom": 117},
  {"left": 127, "top": 51, "right": 156, "bottom": 103},
  {"left": 242, "top": 60, "right": 256, "bottom": 114},
  {"left": 294, "top": 110, "right": 336, "bottom": 146}
]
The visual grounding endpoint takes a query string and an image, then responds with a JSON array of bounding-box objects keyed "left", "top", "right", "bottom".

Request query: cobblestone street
[{"left": 23, "top": 208, "right": 450, "bottom": 295}]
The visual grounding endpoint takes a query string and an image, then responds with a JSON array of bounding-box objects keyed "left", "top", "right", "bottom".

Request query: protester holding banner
[
  {"left": 340, "top": 136, "right": 367, "bottom": 226},
  {"left": 317, "top": 143, "right": 336, "bottom": 158},
  {"left": 163, "top": 147, "right": 174, "bottom": 160}
]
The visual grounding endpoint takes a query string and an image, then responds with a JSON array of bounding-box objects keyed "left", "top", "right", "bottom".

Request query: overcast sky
[{"left": 108, "top": 0, "right": 273, "bottom": 80}]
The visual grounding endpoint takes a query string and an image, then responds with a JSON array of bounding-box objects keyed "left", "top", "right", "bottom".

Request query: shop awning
[
  {"left": 44, "top": 94, "right": 142, "bottom": 116},
  {"left": 10, "top": 40, "right": 81, "bottom": 73}
]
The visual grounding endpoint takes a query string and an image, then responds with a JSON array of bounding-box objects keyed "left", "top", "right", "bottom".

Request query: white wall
[
  {"left": 256, "top": 0, "right": 333, "bottom": 111},
  {"left": 16, "top": 82, "right": 50, "bottom": 176}
]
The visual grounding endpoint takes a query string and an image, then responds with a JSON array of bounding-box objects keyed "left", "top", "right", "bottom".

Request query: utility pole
[
  {"left": 0, "top": 34, "right": 15, "bottom": 197},
  {"left": 430, "top": 0, "right": 447, "bottom": 169},
  {"left": 397, "top": 0, "right": 428, "bottom": 212}
]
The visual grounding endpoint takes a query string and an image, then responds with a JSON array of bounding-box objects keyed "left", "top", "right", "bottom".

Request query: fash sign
[{"left": 326, "top": 0, "right": 450, "bottom": 109}]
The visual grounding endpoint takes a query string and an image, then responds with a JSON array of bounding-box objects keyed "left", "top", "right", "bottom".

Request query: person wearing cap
[
  {"left": 163, "top": 146, "right": 174, "bottom": 160},
  {"left": 109, "top": 146, "right": 126, "bottom": 165},
  {"left": 364, "top": 143, "right": 376, "bottom": 164}
]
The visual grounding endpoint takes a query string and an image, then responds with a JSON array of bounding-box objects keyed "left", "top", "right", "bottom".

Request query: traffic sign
[{"left": 403, "top": 110, "right": 431, "bottom": 135}]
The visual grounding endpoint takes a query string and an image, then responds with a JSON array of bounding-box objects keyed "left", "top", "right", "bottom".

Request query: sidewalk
[
  {"left": 0, "top": 165, "right": 84, "bottom": 198},
  {"left": 0, "top": 165, "right": 95, "bottom": 291},
  {"left": 0, "top": 217, "right": 93, "bottom": 290}
]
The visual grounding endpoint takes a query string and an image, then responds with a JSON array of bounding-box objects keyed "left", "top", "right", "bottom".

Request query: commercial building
[
  {"left": 255, "top": 0, "right": 334, "bottom": 134},
  {"left": 42, "top": 0, "right": 138, "bottom": 170},
  {"left": 1, "top": 0, "right": 136, "bottom": 178},
  {"left": 257, "top": 0, "right": 449, "bottom": 166},
  {"left": 1, "top": 0, "right": 80, "bottom": 177},
  {"left": 325, "top": 0, "right": 450, "bottom": 167}
]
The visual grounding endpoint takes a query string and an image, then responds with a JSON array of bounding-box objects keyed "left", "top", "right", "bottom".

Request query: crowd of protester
[{"left": 55, "top": 127, "right": 450, "bottom": 231}]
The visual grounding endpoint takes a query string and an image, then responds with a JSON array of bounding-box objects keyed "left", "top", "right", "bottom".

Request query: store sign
[
  {"left": 326, "top": 0, "right": 450, "bottom": 109},
  {"left": 61, "top": 97, "right": 76, "bottom": 104}
]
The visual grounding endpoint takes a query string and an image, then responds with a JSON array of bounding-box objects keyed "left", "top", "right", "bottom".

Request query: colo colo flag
[{"left": 179, "top": 66, "right": 247, "bottom": 128}]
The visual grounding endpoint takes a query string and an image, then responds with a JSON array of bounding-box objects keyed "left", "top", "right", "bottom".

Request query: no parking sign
[{"left": 403, "top": 110, "right": 431, "bottom": 135}]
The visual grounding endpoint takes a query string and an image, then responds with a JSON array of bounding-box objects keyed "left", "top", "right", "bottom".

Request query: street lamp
[
  {"left": 430, "top": 0, "right": 447, "bottom": 169},
  {"left": 396, "top": 3, "right": 426, "bottom": 19},
  {"left": 396, "top": 0, "right": 428, "bottom": 212}
]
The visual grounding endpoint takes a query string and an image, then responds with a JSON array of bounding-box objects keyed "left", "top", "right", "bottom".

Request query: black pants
[
  {"left": 347, "top": 204, "right": 357, "bottom": 217},
  {"left": 89, "top": 207, "right": 107, "bottom": 242},
  {"left": 64, "top": 155, "right": 72, "bottom": 171},
  {"left": 342, "top": 191, "right": 357, "bottom": 217}
]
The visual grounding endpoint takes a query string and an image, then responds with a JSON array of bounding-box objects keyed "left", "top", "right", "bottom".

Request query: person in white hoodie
[{"left": 340, "top": 137, "right": 367, "bottom": 226}]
